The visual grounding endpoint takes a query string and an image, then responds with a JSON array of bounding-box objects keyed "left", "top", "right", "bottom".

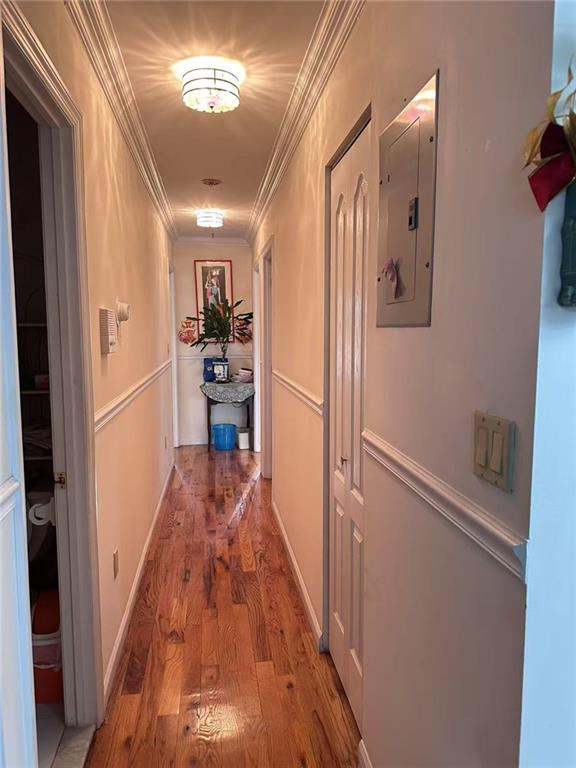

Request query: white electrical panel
[
  {"left": 377, "top": 73, "right": 438, "bottom": 327},
  {"left": 99, "top": 308, "right": 118, "bottom": 354}
]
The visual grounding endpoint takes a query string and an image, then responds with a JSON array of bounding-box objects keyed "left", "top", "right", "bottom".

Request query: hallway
[
  {"left": 86, "top": 448, "right": 360, "bottom": 767},
  {"left": 0, "top": 2, "right": 572, "bottom": 766}
]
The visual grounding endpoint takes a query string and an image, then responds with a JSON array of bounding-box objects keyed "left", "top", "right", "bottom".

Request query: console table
[{"left": 200, "top": 382, "right": 255, "bottom": 450}]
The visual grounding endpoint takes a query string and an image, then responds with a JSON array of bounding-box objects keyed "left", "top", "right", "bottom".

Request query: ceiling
[{"left": 106, "top": 1, "right": 323, "bottom": 240}]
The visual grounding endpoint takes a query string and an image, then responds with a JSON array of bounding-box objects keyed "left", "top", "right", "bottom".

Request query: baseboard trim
[
  {"left": 358, "top": 739, "right": 374, "bottom": 768},
  {"left": 103, "top": 462, "right": 174, "bottom": 699},
  {"left": 362, "top": 428, "right": 526, "bottom": 580},
  {"left": 271, "top": 499, "right": 323, "bottom": 645}
]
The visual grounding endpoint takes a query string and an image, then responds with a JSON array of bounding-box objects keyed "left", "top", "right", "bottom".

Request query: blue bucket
[{"left": 212, "top": 423, "right": 237, "bottom": 451}]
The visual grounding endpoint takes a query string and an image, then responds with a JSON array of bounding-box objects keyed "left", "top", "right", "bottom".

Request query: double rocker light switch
[{"left": 473, "top": 411, "right": 516, "bottom": 492}]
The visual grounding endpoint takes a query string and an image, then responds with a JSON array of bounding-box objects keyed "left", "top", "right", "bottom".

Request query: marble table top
[{"left": 200, "top": 381, "right": 255, "bottom": 403}]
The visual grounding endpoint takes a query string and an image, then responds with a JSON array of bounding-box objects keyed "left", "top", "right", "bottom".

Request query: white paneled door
[
  {"left": 329, "top": 122, "right": 370, "bottom": 727},
  {"left": 0, "top": 27, "right": 38, "bottom": 768}
]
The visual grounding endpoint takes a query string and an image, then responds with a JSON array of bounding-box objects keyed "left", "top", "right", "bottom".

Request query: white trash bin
[{"left": 237, "top": 428, "right": 250, "bottom": 450}]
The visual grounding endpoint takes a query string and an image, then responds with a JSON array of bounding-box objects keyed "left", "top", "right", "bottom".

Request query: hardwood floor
[{"left": 87, "top": 447, "right": 360, "bottom": 767}]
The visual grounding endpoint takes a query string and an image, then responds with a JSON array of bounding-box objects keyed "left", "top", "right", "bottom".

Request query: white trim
[
  {"left": 362, "top": 428, "right": 526, "bottom": 580},
  {"left": 64, "top": 0, "right": 176, "bottom": 239},
  {"left": 247, "top": 0, "right": 365, "bottom": 242},
  {"left": 175, "top": 236, "right": 250, "bottom": 249},
  {"left": 95, "top": 359, "right": 171, "bottom": 433},
  {"left": 272, "top": 369, "right": 324, "bottom": 417},
  {"left": 358, "top": 740, "right": 374, "bottom": 768},
  {"left": 271, "top": 500, "right": 323, "bottom": 646},
  {"left": 0, "top": 476, "right": 19, "bottom": 513},
  {"left": 252, "top": 263, "right": 262, "bottom": 453},
  {"left": 177, "top": 352, "right": 253, "bottom": 361},
  {"left": 103, "top": 463, "right": 174, "bottom": 699},
  {"left": 2, "top": 2, "right": 80, "bottom": 125},
  {"left": 178, "top": 436, "right": 209, "bottom": 448},
  {"left": 170, "top": 273, "right": 180, "bottom": 448}
]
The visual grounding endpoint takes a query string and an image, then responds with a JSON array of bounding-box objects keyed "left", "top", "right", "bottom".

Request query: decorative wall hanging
[
  {"left": 524, "top": 64, "right": 576, "bottom": 307},
  {"left": 194, "top": 259, "right": 233, "bottom": 325},
  {"left": 178, "top": 318, "right": 197, "bottom": 345}
]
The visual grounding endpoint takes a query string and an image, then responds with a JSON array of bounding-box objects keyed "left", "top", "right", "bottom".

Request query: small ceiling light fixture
[
  {"left": 179, "top": 56, "right": 246, "bottom": 114},
  {"left": 196, "top": 209, "right": 224, "bottom": 228},
  {"left": 196, "top": 178, "right": 224, "bottom": 229}
]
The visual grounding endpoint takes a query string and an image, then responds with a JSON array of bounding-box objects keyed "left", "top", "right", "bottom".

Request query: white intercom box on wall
[{"left": 99, "top": 308, "right": 118, "bottom": 354}]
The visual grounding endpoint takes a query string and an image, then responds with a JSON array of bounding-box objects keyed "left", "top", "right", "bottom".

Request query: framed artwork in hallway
[{"left": 194, "top": 259, "right": 234, "bottom": 315}]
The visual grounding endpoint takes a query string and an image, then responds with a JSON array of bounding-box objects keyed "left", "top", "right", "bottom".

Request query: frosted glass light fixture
[
  {"left": 196, "top": 209, "right": 224, "bottom": 228},
  {"left": 179, "top": 56, "right": 246, "bottom": 113}
]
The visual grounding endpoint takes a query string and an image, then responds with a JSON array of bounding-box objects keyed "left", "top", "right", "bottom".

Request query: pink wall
[{"left": 253, "top": 2, "right": 553, "bottom": 764}]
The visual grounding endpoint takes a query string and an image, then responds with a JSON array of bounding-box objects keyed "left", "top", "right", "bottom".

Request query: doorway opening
[
  {"left": 1, "top": 11, "right": 104, "bottom": 764},
  {"left": 5, "top": 87, "right": 67, "bottom": 768}
]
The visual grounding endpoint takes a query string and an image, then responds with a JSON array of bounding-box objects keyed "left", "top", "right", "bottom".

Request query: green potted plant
[{"left": 186, "top": 299, "right": 253, "bottom": 381}]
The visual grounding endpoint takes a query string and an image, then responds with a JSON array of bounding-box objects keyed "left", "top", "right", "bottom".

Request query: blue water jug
[{"left": 212, "top": 423, "right": 237, "bottom": 451}]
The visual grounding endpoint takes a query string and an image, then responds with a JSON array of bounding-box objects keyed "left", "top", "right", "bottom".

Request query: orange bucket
[{"left": 32, "top": 590, "right": 63, "bottom": 703}]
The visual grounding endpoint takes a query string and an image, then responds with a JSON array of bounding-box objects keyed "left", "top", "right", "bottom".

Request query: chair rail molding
[
  {"left": 272, "top": 369, "right": 324, "bottom": 417},
  {"left": 362, "top": 428, "right": 527, "bottom": 580},
  {"left": 177, "top": 352, "right": 253, "bottom": 360},
  {"left": 95, "top": 359, "right": 171, "bottom": 432},
  {"left": 64, "top": 0, "right": 176, "bottom": 239},
  {"left": 246, "top": 0, "right": 365, "bottom": 242}
]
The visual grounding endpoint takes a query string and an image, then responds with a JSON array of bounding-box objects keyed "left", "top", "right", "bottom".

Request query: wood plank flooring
[{"left": 87, "top": 447, "right": 360, "bottom": 767}]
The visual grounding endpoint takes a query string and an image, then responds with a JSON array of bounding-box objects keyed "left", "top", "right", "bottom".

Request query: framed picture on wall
[{"left": 194, "top": 259, "right": 234, "bottom": 328}]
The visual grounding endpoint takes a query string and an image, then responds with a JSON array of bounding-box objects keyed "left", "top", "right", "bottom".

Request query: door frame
[
  {"left": 169, "top": 269, "right": 180, "bottom": 448},
  {"left": 323, "top": 106, "right": 371, "bottom": 651},
  {"left": 2, "top": 4, "right": 104, "bottom": 728},
  {"left": 252, "top": 261, "right": 262, "bottom": 454},
  {"left": 254, "top": 236, "right": 274, "bottom": 479}
]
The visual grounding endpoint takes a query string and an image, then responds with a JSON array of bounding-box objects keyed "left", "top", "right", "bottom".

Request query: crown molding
[
  {"left": 175, "top": 236, "right": 251, "bottom": 249},
  {"left": 64, "top": 0, "right": 177, "bottom": 240},
  {"left": 2, "top": 1, "right": 81, "bottom": 126},
  {"left": 246, "top": 0, "right": 365, "bottom": 243}
]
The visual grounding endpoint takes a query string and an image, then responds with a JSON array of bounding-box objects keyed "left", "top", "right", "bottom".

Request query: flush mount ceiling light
[
  {"left": 179, "top": 56, "right": 246, "bottom": 113},
  {"left": 196, "top": 178, "right": 225, "bottom": 229},
  {"left": 196, "top": 209, "right": 224, "bottom": 228}
]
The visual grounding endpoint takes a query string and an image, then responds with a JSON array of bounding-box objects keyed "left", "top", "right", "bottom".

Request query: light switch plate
[{"left": 473, "top": 411, "right": 516, "bottom": 492}]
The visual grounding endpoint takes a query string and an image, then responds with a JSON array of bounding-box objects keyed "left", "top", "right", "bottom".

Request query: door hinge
[{"left": 54, "top": 472, "right": 67, "bottom": 489}]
